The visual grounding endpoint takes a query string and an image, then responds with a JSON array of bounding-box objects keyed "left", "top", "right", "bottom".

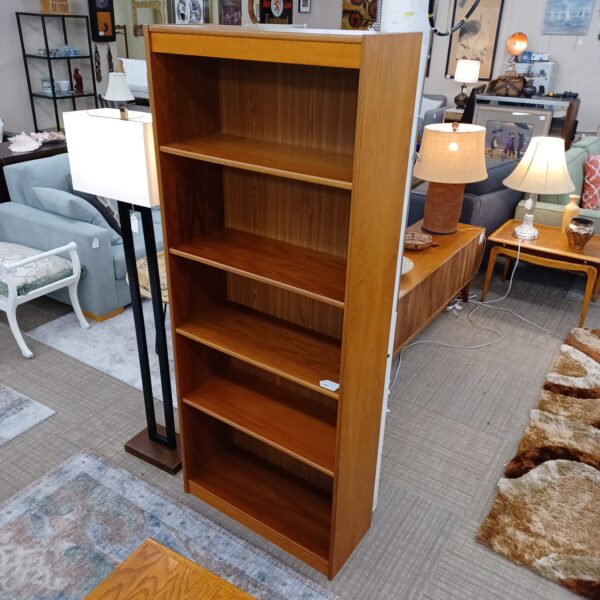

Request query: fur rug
[{"left": 478, "top": 328, "right": 600, "bottom": 599}]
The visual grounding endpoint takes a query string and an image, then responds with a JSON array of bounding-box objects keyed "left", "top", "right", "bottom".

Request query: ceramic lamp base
[{"left": 423, "top": 182, "right": 465, "bottom": 235}]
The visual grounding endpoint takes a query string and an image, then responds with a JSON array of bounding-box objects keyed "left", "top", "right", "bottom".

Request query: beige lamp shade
[
  {"left": 454, "top": 59, "right": 480, "bottom": 84},
  {"left": 503, "top": 136, "right": 574, "bottom": 194},
  {"left": 413, "top": 123, "right": 487, "bottom": 184},
  {"left": 104, "top": 72, "right": 134, "bottom": 102}
]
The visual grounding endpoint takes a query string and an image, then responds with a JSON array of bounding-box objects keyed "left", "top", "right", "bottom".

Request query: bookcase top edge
[{"left": 147, "top": 24, "right": 389, "bottom": 44}]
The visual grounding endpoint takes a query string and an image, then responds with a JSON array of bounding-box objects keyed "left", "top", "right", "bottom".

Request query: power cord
[{"left": 389, "top": 239, "right": 563, "bottom": 390}]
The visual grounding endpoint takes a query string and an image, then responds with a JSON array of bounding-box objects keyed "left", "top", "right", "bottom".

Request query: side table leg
[
  {"left": 481, "top": 246, "right": 500, "bottom": 302},
  {"left": 460, "top": 284, "right": 470, "bottom": 303},
  {"left": 593, "top": 275, "right": 600, "bottom": 303},
  {"left": 580, "top": 266, "right": 597, "bottom": 328},
  {"left": 501, "top": 257, "right": 513, "bottom": 281}
]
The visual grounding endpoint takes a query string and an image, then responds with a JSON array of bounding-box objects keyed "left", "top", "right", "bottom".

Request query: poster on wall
[
  {"left": 445, "top": 0, "right": 504, "bottom": 80},
  {"left": 543, "top": 0, "right": 595, "bottom": 35},
  {"left": 88, "top": 0, "right": 116, "bottom": 42},
  {"left": 260, "top": 0, "right": 293, "bottom": 24},
  {"left": 341, "top": 0, "right": 378, "bottom": 30},
  {"left": 219, "top": 0, "right": 242, "bottom": 24},
  {"left": 173, "top": 0, "right": 210, "bottom": 23}
]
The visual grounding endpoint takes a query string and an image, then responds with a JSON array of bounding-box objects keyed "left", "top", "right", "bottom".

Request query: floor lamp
[{"left": 63, "top": 107, "right": 181, "bottom": 474}]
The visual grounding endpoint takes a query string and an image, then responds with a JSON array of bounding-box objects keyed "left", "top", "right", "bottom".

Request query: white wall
[
  {"left": 0, "top": 0, "right": 109, "bottom": 134},
  {"left": 424, "top": 0, "right": 600, "bottom": 132}
]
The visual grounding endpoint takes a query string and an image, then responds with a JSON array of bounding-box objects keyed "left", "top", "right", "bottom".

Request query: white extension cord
[{"left": 389, "top": 239, "right": 564, "bottom": 390}]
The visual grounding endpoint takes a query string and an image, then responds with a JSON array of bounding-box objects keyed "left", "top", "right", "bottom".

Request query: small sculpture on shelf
[{"left": 73, "top": 68, "right": 84, "bottom": 94}]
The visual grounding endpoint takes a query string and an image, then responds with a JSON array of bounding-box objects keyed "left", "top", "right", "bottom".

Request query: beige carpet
[
  {"left": 0, "top": 265, "right": 598, "bottom": 599},
  {"left": 478, "top": 328, "right": 600, "bottom": 599}
]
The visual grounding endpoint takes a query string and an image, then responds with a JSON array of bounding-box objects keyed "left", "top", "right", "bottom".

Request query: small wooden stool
[{"left": 86, "top": 538, "right": 255, "bottom": 599}]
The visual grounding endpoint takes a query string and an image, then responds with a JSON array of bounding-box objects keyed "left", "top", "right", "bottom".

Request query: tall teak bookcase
[{"left": 147, "top": 25, "right": 421, "bottom": 578}]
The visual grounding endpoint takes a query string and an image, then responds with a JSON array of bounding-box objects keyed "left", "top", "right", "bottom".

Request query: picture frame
[
  {"left": 298, "top": 0, "right": 310, "bottom": 13},
  {"left": 543, "top": 0, "right": 595, "bottom": 35},
  {"left": 473, "top": 105, "right": 552, "bottom": 163},
  {"left": 445, "top": 0, "right": 504, "bottom": 81},
  {"left": 219, "top": 0, "right": 242, "bottom": 24},
  {"left": 88, "top": 0, "right": 116, "bottom": 42},
  {"left": 260, "top": 0, "right": 293, "bottom": 24},
  {"left": 168, "top": 0, "right": 211, "bottom": 24}
]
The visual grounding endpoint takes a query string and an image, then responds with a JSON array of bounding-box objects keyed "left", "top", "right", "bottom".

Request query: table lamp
[
  {"left": 453, "top": 59, "right": 480, "bottom": 108},
  {"left": 413, "top": 122, "right": 487, "bottom": 234},
  {"left": 103, "top": 60, "right": 134, "bottom": 119},
  {"left": 63, "top": 108, "right": 181, "bottom": 474},
  {"left": 503, "top": 136, "right": 574, "bottom": 240}
]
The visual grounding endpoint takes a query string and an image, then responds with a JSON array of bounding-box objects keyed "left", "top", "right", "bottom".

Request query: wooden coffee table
[
  {"left": 482, "top": 219, "right": 600, "bottom": 327},
  {"left": 394, "top": 220, "right": 485, "bottom": 352},
  {"left": 86, "top": 539, "right": 254, "bottom": 599}
]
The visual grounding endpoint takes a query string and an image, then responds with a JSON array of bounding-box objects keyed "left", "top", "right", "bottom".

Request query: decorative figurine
[{"left": 73, "top": 68, "right": 84, "bottom": 94}]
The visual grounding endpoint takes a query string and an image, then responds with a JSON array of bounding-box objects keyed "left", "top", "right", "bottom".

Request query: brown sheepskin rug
[{"left": 477, "top": 328, "right": 600, "bottom": 599}]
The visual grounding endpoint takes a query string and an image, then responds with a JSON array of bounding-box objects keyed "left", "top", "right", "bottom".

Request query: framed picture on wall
[
  {"left": 260, "top": 0, "right": 293, "bottom": 23},
  {"left": 445, "top": 0, "right": 504, "bottom": 81},
  {"left": 342, "top": 0, "right": 378, "bottom": 30},
  {"left": 88, "top": 0, "right": 116, "bottom": 42},
  {"left": 298, "top": 0, "right": 311, "bottom": 13},
  {"left": 219, "top": 0, "right": 242, "bottom": 24},
  {"left": 473, "top": 105, "right": 552, "bottom": 163},
  {"left": 170, "top": 0, "right": 211, "bottom": 23}
]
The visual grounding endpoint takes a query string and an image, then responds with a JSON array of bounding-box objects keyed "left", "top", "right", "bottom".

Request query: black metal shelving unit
[{"left": 16, "top": 12, "right": 99, "bottom": 132}]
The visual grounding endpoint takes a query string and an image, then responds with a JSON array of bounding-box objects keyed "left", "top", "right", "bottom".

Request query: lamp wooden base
[
  {"left": 423, "top": 182, "right": 466, "bottom": 235},
  {"left": 125, "top": 425, "right": 182, "bottom": 475}
]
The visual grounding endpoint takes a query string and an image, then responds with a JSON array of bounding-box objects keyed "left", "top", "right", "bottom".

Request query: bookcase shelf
[
  {"left": 148, "top": 24, "right": 420, "bottom": 578},
  {"left": 161, "top": 134, "right": 353, "bottom": 190},
  {"left": 182, "top": 367, "right": 337, "bottom": 475},
  {"left": 170, "top": 228, "right": 346, "bottom": 308},
  {"left": 176, "top": 303, "right": 341, "bottom": 399}
]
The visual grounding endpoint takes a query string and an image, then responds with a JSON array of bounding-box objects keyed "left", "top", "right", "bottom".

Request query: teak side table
[
  {"left": 394, "top": 220, "right": 485, "bottom": 352},
  {"left": 86, "top": 539, "right": 254, "bottom": 599},
  {"left": 482, "top": 219, "right": 600, "bottom": 327}
]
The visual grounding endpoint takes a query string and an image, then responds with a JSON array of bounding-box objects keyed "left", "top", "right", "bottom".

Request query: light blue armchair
[{"left": 0, "top": 153, "right": 163, "bottom": 319}]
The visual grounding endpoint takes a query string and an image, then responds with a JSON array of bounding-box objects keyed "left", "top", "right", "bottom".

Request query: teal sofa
[
  {"left": 514, "top": 136, "right": 600, "bottom": 229},
  {"left": 0, "top": 154, "right": 163, "bottom": 318}
]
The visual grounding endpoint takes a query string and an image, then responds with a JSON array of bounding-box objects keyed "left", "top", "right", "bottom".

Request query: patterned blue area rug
[
  {"left": 0, "top": 451, "right": 335, "bottom": 600},
  {"left": 0, "top": 383, "right": 54, "bottom": 447}
]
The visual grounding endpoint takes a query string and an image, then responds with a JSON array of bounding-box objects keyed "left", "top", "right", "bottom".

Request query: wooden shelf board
[
  {"left": 160, "top": 133, "right": 353, "bottom": 190},
  {"left": 171, "top": 229, "right": 346, "bottom": 308},
  {"left": 188, "top": 446, "right": 331, "bottom": 574},
  {"left": 177, "top": 303, "right": 341, "bottom": 400},
  {"left": 182, "top": 368, "right": 337, "bottom": 475}
]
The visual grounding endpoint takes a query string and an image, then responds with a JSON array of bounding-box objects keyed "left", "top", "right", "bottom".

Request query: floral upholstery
[{"left": 0, "top": 242, "right": 73, "bottom": 297}]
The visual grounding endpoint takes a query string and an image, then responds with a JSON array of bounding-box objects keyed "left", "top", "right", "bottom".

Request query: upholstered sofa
[
  {"left": 408, "top": 159, "right": 523, "bottom": 235},
  {"left": 0, "top": 154, "right": 163, "bottom": 319},
  {"left": 514, "top": 136, "right": 600, "bottom": 229}
]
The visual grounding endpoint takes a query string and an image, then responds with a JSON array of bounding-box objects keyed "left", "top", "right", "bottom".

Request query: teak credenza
[{"left": 147, "top": 24, "right": 421, "bottom": 578}]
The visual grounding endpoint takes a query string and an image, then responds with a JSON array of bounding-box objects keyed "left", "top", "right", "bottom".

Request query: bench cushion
[{"left": 0, "top": 242, "right": 73, "bottom": 297}]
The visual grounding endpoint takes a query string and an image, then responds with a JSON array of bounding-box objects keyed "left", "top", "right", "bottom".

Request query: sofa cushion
[
  {"left": 581, "top": 155, "right": 600, "bottom": 210},
  {"left": 68, "top": 175, "right": 121, "bottom": 236},
  {"left": 465, "top": 159, "right": 519, "bottom": 196},
  {"left": 540, "top": 147, "right": 587, "bottom": 205},
  {"left": 574, "top": 136, "right": 600, "bottom": 157},
  {"left": 0, "top": 242, "right": 73, "bottom": 297},
  {"left": 4, "top": 154, "right": 71, "bottom": 209},
  {"left": 32, "top": 187, "right": 121, "bottom": 246}
]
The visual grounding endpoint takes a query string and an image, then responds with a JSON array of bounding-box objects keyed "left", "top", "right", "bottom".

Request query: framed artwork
[
  {"left": 131, "top": 0, "right": 163, "bottom": 37},
  {"left": 474, "top": 105, "right": 552, "bottom": 163},
  {"left": 298, "top": 0, "right": 311, "bottom": 13},
  {"left": 219, "top": 0, "right": 242, "bottom": 24},
  {"left": 342, "top": 0, "right": 378, "bottom": 30},
  {"left": 171, "top": 0, "right": 210, "bottom": 23},
  {"left": 543, "top": 0, "right": 595, "bottom": 35},
  {"left": 88, "top": 0, "right": 116, "bottom": 42},
  {"left": 445, "top": 0, "right": 504, "bottom": 81},
  {"left": 260, "top": 0, "right": 293, "bottom": 23}
]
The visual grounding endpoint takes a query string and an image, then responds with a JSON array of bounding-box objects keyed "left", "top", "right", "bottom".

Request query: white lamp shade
[
  {"left": 503, "top": 136, "right": 574, "bottom": 195},
  {"left": 104, "top": 72, "right": 135, "bottom": 102},
  {"left": 63, "top": 109, "right": 159, "bottom": 208},
  {"left": 454, "top": 59, "right": 480, "bottom": 84},
  {"left": 413, "top": 123, "right": 488, "bottom": 184}
]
